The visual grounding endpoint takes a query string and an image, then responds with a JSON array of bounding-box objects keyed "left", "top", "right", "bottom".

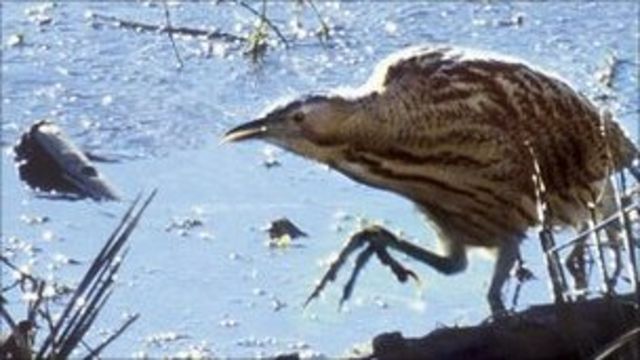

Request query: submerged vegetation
[{"left": 88, "top": 0, "right": 333, "bottom": 65}]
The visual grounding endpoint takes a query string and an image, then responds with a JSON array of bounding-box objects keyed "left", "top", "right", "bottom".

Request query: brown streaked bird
[{"left": 223, "top": 45, "right": 639, "bottom": 313}]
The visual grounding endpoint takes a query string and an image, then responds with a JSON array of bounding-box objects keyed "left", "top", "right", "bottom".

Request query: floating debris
[
  {"left": 6, "top": 33, "right": 25, "bottom": 48},
  {"left": 373, "top": 295, "right": 389, "bottom": 310},
  {"left": 271, "top": 297, "right": 287, "bottom": 312},
  {"left": 165, "top": 216, "right": 204, "bottom": 237},
  {"left": 264, "top": 218, "right": 307, "bottom": 248},
  {"left": 595, "top": 52, "right": 619, "bottom": 88},
  {"left": 219, "top": 317, "right": 240, "bottom": 328},
  {"left": 262, "top": 145, "right": 281, "bottom": 168},
  {"left": 19, "top": 214, "right": 50, "bottom": 225},
  {"left": 25, "top": 2, "right": 55, "bottom": 27},
  {"left": 252, "top": 287, "right": 267, "bottom": 296},
  {"left": 496, "top": 13, "right": 525, "bottom": 27},
  {"left": 29, "top": 13, "right": 53, "bottom": 26},
  {"left": 144, "top": 331, "right": 190, "bottom": 347},
  {"left": 51, "top": 253, "right": 83, "bottom": 266},
  {"left": 236, "top": 336, "right": 277, "bottom": 348},
  {"left": 3, "top": 236, "right": 42, "bottom": 258},
  {"left": 13, "top": 120, "right": 120, "bottom": 201},
  {"left": 197, "top": 230, "right": 215, "bottom": 241},
  {"left": 288, "top": 341, "right": 310, "bottom": 351}
]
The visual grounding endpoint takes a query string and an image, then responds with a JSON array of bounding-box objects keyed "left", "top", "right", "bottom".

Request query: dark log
[
  {"left": 367, "top": 295, "right": 639, "bottom": 360},
  {"left": 13, "top": 120, "right": 120, "bottom": 201},
  {"left": 89, "top": 13, "right": 245, "bottom": 43}
]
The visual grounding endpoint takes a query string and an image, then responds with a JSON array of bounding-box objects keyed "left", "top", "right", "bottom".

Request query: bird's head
[{"left": 223, "top": 94, "right": 357, "bottom": 162}]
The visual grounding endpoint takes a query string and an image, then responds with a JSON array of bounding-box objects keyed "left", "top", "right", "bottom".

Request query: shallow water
[{"left": 2, "top": 1, "right": 639, "bottom": 357}]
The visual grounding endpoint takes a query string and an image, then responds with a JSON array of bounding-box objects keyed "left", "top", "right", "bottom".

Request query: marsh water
[{"left": 2, "top": 1, "right": 639, "bottom": 357}]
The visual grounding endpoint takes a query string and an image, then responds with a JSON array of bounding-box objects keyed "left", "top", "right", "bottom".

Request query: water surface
[{"left": 2, "top": 1, "right": 638, "bottom": 357}]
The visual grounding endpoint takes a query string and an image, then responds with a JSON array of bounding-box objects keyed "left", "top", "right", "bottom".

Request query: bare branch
[
  {"left": 236, "top": 0, "right": 289, "bottom": 47},
  {"left": 89, "top": 13, "right": 245, "bottom": 42},
  {"left": 162, "top": 0, "right": 184, "bottom": 69},
  {"left": 305, "top": 0, "right": 330, "bottom": 39}
]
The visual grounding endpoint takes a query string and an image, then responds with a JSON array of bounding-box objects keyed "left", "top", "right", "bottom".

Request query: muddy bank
[{"left": 366, "top": 294, "right": 639, "bottom": 360}]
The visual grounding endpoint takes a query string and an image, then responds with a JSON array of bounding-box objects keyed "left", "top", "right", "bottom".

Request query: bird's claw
[
  {"left": 482, "top": 307, "right": 520, "bottom": 325},
  {"left": 514, "top": 262, "right": 535, "bottom": 283},
  {"left": 305, "top": 225, "right": 420, "bottom": 308},
  {"left": 373, "top": 243, "right": 419, "bottom": 283}
]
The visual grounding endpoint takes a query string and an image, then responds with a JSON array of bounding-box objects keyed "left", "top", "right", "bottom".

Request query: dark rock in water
[
  {"left": 266, "top": 218, "right": 308, "bottom": 240},
  {"left": 263, "top": 218, "right": 308, "bottom": 248},
  {"left": 13, "top": 120, "right": 120, "bottom": 201}
]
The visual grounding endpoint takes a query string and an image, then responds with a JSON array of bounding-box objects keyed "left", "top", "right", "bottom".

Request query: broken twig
[
  {"left": 89, "top": 13, "right": 245, "bottom": 42},
  {"left": 162, "top": 1, "right": 184, "bottom": 69},
  {"left": 236, "top": 0, "right": 289, "bottom": 47}
]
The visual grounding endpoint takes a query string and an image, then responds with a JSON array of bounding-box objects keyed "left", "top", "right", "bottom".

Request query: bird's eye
[{"left": 292, "top": 112, "right": 305, "bottom": 123}]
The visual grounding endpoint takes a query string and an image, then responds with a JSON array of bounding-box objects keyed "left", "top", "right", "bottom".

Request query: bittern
[{"left": 223, "top": 45, "right": 639, "bottom": 313}]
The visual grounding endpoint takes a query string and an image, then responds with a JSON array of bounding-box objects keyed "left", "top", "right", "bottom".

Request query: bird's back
[{"left": 340, "top": 46, "right": 637, "bottom": 247}]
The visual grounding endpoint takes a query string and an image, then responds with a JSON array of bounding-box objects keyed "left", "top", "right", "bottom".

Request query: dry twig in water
[
  {"left": 89, "top": 13, "right": 245, "bottom": 42},
  {"left": 162, "top": 1, "right": 184, "bottom": 69}
]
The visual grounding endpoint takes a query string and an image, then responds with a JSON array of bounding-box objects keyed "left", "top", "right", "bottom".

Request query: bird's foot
[
  {"left": 304, "top": 225, "right": 419, "bottom": 308},
  {"left": 514, "top": 260, "right": 535, "bottom": 283},
  {"left": 482, "top": 307, "right": 522, "bottom": 325}
]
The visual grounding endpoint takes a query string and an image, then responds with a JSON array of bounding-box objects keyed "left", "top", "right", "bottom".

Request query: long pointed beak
[{"left": 221, "top": 118, "right": 270, "bottom": 144}]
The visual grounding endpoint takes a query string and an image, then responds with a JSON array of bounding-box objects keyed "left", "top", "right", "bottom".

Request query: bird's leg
[
  {"left": 510, "top": 255, "right": 535, "bottom": 310},
  {"left": 340, "top": 246, "right": 376, "bottom": 307},
  {"left": 566, "top": 180, "right": 625, "bottom": 294},
  {"left": 566, "top": 242, "right": 588, "bottom": 292},
  {"left": 305, "top": 225, "right": 468, "bottom": 307},
  {"left": 371, "top": 240, "right": 420, "bottom": 282},
  {"left": 607, "top": 237, "right": 624, "bottom": 289},
  {"left": 304, "top": 230, "right": 371, "bottom": 307},
  {"left": 338, "top": 232, "right": 424, "bottom": 305},
  {"left": 487, "top": 240, "right": 520, "bottom": 314}
]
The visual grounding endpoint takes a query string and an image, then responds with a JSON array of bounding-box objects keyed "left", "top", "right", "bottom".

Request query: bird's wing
[
  {"left": 362, "top": 45, "right": 458, "bottom": 93},
  {"left": 350, "top": 49, "right": 539, "bottom": 224},
  {"left": 365, "top": 45, "right": 526, "bottom": 92},
  {"left": 359, "top": 47, "right": 524, "bottom": 180}
]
